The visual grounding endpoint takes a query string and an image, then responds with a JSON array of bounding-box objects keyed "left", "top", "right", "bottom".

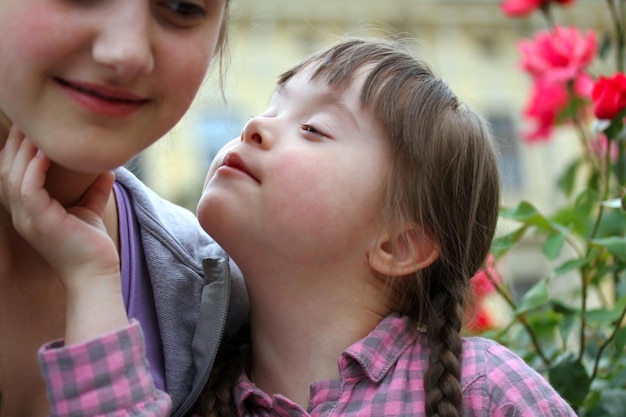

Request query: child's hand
[{"left": 0, "top": 127, "right": 119, "bottom": 288}]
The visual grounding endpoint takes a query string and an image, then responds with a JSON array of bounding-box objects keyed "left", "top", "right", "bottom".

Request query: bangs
[{"left": 276, "top": 39, "right": 411, "bottom": 109}]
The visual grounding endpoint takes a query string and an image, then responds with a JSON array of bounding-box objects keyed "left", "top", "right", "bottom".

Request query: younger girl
[{"left": 1, "top": 39, "right": 575, "bottom": 416}]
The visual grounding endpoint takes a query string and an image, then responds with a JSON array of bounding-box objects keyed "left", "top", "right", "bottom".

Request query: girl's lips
[
  {"left": 55, "top": 77, "right": 150, "bottom": 118},
  {"left": 221, "top": 152, "right": 260, "bottom": 183}
]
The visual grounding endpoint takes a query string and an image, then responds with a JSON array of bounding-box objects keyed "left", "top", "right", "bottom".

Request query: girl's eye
[
  {"left": 158, "top": 1, "right": 206, "bottom": 21},
  {"left": 300, "top": 124, "right": 328, "bottom": 141}
]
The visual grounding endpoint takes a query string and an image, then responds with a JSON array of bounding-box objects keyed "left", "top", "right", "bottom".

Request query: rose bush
[{"left": 471, "top": 1, "right": 626, "bottom": 415}]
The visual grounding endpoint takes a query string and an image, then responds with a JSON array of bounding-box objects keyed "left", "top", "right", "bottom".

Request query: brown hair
[
  {"left": 212, "top": 0, "right": 231, "bottom": 94},
  {"left": 196, "top": 38, "right": 500, "bottom": 417}
]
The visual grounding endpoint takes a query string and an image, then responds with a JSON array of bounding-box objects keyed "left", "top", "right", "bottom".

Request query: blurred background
[{"left": 129, "top": 0, "right": 605, "bottom": 304}]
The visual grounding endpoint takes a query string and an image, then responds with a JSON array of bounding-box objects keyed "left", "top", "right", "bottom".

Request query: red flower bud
[{"left": 592, "top": 73, "right": 626, "bottom": 120}]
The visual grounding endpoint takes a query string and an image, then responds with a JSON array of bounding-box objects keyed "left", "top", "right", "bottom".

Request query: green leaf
[
  {"left": 585, "top": 391, "right": 603, "bottom": 415},
  {"left": 617, "top": 279, "right": 626, "bottom": 298},
  {"left": 516, "top": 281, "right": 550, "bottom": 315},
  {"left": 558, "top": 313, "right": 576, "bottom": 346},
  {"left": 491, "top": 226, "right": 527, "bottom": 259},
  {"left": 609, "top": 367, "right": 626, "bottom": 388},
  {"left": 615, "top": 327, "right": 626, "bottom": 353},
  {"left": 550, "top": 299, "right": 578, "bottom": 315},
  {"left": 605, "top": 118, "right": 624, "bottom": 140},
  {"left": 603, "top": 106, "right": 626, "bottom": 140},
  {"left": 557, "top": 159, "right": 581, "bottom": 197},
  {"left": 553, "top": 257, "right": 588, "bottom": 276},
  {"left": 591, "top": 237, "right": 626, "bottom": 262},
  {"left": 549, "top": 353, "right": 590, "bottom": 408},
  {"left": 590, "top": 389, "right": 626, "bottom": 417},
  {"left": 586, "top": 307, "right": 621, "bottom": 324},
  {"left": 573, "top": 188, "right": 597, "bottom": 218},
  {"left": 586, "top": 295, "right": 626, "bottom": 324},
  {"left": 499, "top": 201, "right": 552, "bottom": 229},
  {"left": 542, "top": 232, "right": 566, "bottom": 260},
  {"left": 525, "top": 310, "right": 561, "bottom": 340},
  {"left": 550, "top": 300, "right": 578, "bottom": 344}
]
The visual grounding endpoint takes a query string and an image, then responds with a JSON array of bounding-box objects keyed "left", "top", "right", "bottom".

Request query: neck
[
  {"left": 241, "top": 261, "right": 390, "bottom": 409},
  {"left": 43, "top": 164, "right": 102, "bottom": 206}
]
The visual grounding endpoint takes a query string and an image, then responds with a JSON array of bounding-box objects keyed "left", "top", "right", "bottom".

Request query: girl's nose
[
  {"left": 92, "top": 5, "right": 155, "bottom": 81},
  {"left": 241, "top": 117, "right": 273, "bottom": 148}
]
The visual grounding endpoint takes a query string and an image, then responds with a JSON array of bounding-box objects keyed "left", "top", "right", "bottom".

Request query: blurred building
[{"left": 136, "top": 0, "right": 607, "bottom": 294}]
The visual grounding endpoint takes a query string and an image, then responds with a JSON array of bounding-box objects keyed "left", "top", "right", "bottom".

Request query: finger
[
  {"left": 76, "top": 171, "right": 116, "bottom": 218},
  {"left": 7, "top": 134, "right": 39, "bottom": 206},
  {"left": 9, "top": 148, "right": 59, "bottom": 243},
  {"left": 19, "top": 149, "right": 52, "bottom": 213},
  {"left": 1, "top": 125, "right": 23, "bottom": 167},
  {"left": 0, "top": 126, "right": 25, "bottom": 208}
]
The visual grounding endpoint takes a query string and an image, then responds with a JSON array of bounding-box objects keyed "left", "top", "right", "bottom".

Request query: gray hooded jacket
[{"left": 114, "top": 168, "right": 248, "bottom": 417}]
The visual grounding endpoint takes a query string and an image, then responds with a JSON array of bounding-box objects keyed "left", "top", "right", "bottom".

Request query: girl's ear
[{"left": 369, "top": 226, "right": 439, "bottom": 277}]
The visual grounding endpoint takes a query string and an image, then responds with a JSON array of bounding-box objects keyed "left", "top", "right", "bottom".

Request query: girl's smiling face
[{"left": 0, "top": 0, "right": 227, "bottom": 173}]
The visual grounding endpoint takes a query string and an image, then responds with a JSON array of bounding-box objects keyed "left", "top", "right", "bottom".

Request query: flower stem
[
  {"left": 486, "top": 270, "right": 551, "bottom": 366},
  {"left": 579, "top": 111, "right": 615, "bottom": 360},
  {"left": 590, "top": 300, "right": 626, "bottom": 380},
  {"left": 540, "top": 3, "right": 555, "bottom": 29},
  {"left": 607, "top": 0, "right": 625, "bottom": 72}
]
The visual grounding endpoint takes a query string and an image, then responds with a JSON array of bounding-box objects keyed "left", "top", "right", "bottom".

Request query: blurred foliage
[{"left": 479, "top": 1, "right": 626, "bottom": 415}]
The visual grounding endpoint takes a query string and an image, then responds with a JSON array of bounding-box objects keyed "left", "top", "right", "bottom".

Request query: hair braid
[
  {"left": 193, "top": 323, "right": 251, "bottom": 417},
  {"left": 423, "top": 279, "right": 465, "bottom": 417}
]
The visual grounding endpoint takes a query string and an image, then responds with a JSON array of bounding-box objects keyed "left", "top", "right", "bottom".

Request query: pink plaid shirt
[
  {"left": 40, "top": 321, "right": 172, "bottom": 417},
  {"left": 40, "top": 316, "right": 576, "bottom": 417},
  {"left": 234, "top": 314, "right": 576, "bottom": 416}
]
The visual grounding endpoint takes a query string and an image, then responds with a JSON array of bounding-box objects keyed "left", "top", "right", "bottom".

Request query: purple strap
[{"left": 113, "top": 182, "right": 165, "bottom": 390}]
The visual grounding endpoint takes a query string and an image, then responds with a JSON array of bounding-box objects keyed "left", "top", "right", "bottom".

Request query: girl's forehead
[
  {"left": 272, "top": 71, "right": 358, "bottom": 113},
  {"left": 278, "top": 63, "right": 375, "bottom": 98}
]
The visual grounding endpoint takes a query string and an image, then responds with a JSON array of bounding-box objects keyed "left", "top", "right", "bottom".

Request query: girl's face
[
  {"left": 198, "top": 67, "right": 391, "bottom": 268},
  {"left": 0, "top": 0, "right": 226, "bottom": 173}
]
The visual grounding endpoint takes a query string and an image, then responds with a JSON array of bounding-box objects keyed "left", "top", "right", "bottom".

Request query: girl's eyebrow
[{"left": 276, "top": 83, "right": 359, "bottom": 130}]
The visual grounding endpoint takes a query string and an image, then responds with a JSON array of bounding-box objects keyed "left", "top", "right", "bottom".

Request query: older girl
[{"left": 0, "top": 2, "right": 246, "bottom": 417}]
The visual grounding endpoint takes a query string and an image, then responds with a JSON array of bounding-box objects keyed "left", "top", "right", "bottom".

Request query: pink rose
[
  {"left": 592, "top": 73, "right": 626, "bottom": 120},
  {"left": 523, "top": 79, "right": 569, "bottom": 141},
  {"left": 469, "top": 255, "right": 501, "bottom": 302},
  {"left": 574, "top": 72, "right": 595, "bottom": 98},
  {"left": 519, "top": 26, "right": 596, "bottom": 83},
  {"left": 466, "top": 305, "right": 497, "bottom": 333},
  {"left": 501, "top": 0, "right": 575, "bottom": 17},
  {"left": 466, "top": 255, "right": 502, "bottom": 333}
]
